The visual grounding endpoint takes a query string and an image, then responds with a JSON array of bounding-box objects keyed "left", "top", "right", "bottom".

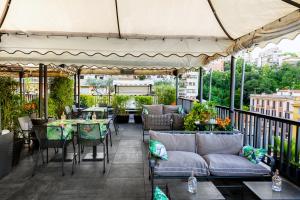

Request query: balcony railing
[{"left": 178, "top": 97, "right": 300, "bottom": 185}]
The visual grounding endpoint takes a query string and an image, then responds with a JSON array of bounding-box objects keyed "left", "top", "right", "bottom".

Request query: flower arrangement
[
  {"left": 23, "top": 102, "right": 37, "bottom": 115},
  {"left": 216, "top": 117, "right": 233, "bottom": 131}
]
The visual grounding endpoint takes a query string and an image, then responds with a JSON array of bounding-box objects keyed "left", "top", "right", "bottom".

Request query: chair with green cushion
[
  {"left": 32, "top": 125, "right": 76, "bottom": 176},
  {"left": 77, "top": 122, "right": 107, "bottom": 173}
]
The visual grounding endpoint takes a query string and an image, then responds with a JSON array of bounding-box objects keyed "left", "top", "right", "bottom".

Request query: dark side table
[{"left": 243, "top": 181, "right": 300, "bottom": 200}]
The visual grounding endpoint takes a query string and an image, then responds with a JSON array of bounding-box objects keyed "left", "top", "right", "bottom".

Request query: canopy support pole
[
  {"left": 19, "top": 71, "right": 24, "bottom": 101},
  {"left": 230, "top": 56, "right": 236, "bottom": 127},
  {"left": 209, "top": 69, "right": 212, "bottom": 101},
  {"left": 198, "top": 67, "right": 203, "bottom": 103},
  {"left": 77, "top": 69, "right": 81, "bottom": 108},
  {"left": 44, "top": 65, "right": 48, "bottom": 119},
  {"left": 38, "top": 64, "right": 44, "bottom": 118},
  {"left": 115, "top": 0, "right": 121, "bottom": 38},
  {"left": 240, "top": 56, "right": 246, "bottom": 110},
  {"left": 175, "top": 74, "right": 179, "bottom": 105},
  {"left": 74, "top": 73, "right": 77, "bottom": 105}
]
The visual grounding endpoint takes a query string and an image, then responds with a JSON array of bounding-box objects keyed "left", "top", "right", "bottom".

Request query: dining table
[{"left": 46, "top": 118, "right": 109, "bottom": 162}]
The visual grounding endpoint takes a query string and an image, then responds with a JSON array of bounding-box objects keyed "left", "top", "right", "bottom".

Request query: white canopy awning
[{"left": 0, "top": 0, "right": 299, "bottom": 73}]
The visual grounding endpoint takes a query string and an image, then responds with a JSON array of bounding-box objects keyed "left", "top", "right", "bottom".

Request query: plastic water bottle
[{"left": 188, "top": 170, "right": 197, "bottom": 193}]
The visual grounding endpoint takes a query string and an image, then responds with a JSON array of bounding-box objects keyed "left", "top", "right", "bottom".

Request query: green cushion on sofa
[
  {"left": 240, "top": 145, "right": 266, "bottom": 164},
  {"left": 154, "top": 187, "right": 169, "bottom": 200},
  {"left": 149, "top": 140, "right": 168, "bottom": 160}
]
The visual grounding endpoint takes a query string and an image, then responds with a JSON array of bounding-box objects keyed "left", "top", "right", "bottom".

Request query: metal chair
[
  {"left": 65, "top": 106, "right": 72, "bottom": 119},
  {"left": 77, "top": 123, "right": 107, "bottom": 173},
  {"left": 32, "top": 125, "right": 77, "bottom": 176},
  {"left": 18, "top": 116, "right": 34, "bottom": 153}
]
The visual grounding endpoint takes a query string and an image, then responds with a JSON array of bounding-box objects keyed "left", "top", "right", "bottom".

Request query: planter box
[
  {"left": 0, "top": 132, "right": 13, "bottom": 178},
  {"left": 134, "top": 115, "right": 142, "bottom": 124},
  {"left": 116, "top": 115, "right": 129, "bottom": 123}
]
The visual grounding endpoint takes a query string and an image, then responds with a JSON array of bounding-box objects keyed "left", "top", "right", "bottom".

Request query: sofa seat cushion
[
  {"left": 203, "top": 154, "right": 270, "bottom": 177},
  {"left": 154, "top": 151, "right": 209, "bottom": 177}
]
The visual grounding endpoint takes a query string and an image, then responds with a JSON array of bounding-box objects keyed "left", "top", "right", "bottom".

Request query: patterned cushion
[
  {"left": 240, "top": 146, "right": 267, "bottom": 164},
  {"left": 149, "top": 140, "right": 168, "bottom": 160},
  {"left": 203, "top": 154, "right": 270, "bottom": 176},
  {"left": 154, "top": 151, "right": 209, "bottom": 176},
  {"left": 163, "top": 105, "right": 180, "bottom": 114},
  {"left": 143, "top": 105, "right": 163, "bottom": 115},
  {"left": 154, "top": 187, "right": 169, "bottom": 200}
]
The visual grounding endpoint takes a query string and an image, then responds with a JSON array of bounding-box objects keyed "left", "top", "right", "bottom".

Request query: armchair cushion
[
  {"left": 143, "top": 105, "right": 163, "bottom": 115},
  {"left": 196, "top": 133, "right": 243, "bottom": 156},
  {"left": 203, "top": 154, "right": 270, "bottom": 176},
  {"left": 150, "top": 130, "right": 196, "bottom": 152},
  {"left": 154, "top": 151, "right": 209, "bottom": 177},
  {"left": 172, "top": 113, "right": 185, "bottom": 130},
  {"left": 163, "top": 105, "right": 180, "bottom": 114}
]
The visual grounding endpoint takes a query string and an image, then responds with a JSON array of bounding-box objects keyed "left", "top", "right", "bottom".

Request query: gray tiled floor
[{"left": 0, "top": 123, "right": 259, "bottom": 200}]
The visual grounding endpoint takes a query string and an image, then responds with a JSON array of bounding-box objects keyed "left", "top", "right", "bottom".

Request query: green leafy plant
[
  {"left": 184, "top": 101, "right": 217, "bottom": 131},
  {"left": 273, "top": 136, "right": 299, "bottom": 168},
  {"left": 0, "top": 77, "right": 23, "bottom": 132},
  {"left": 49, "top": 77, "right": 73, "bottom": 117},
  {"left": 135, "top": 96, "right": 153, "bottom": 114},
  {"left": 112, "top": 95, "right": 130, "bottom": 115},
  {"left": 154, "top": 84, "right": 176, "bottom": 105},
  {"left": 80, "top": 94, "right": 95, "bottom": 108}
]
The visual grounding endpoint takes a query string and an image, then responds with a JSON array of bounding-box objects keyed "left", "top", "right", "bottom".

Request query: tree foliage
[{"left": 203, "top": 59, "right": 300, "bottom": 108}]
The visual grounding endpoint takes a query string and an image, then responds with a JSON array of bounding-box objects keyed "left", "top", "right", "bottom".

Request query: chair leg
[
  {"left": 106, "top": 136, "right": 109, "bottom": 163},
  {"left": 71, "top": 140, "right": 76, "bottom": 175},
  {"left": 46, "top": 148, "right": 49, "bottom": 163},
  {"left": 109, "top": 128, "right": 112, "bottom": 147},
  {"left": 142, "top": 129, "right": 145, "bottom": 142},
  {"left": 113, "top": 121, "right": 118, "bottom": 135},
  {"left": 78, "top": 141, "right": 81, "bottom": 163},
  {"left": 103, "top": 143, "right": 106, "bottom": 174}
]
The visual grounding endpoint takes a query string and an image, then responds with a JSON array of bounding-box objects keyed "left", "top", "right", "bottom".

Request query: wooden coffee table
[
  {"left": 243, "top": 181, "right": 300, "bottom": 200},
  {"left": 167, "top": 181, "right": 225, "bottom": 200}
]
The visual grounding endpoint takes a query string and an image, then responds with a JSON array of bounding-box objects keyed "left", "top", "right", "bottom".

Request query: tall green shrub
[
  {"left": 112, "top": 95, "right": 130, "bottom": 115},
  {"left": 0, "top": 77, "right": 22, "bottom": 131},
  {"left": 154, "top": 84, "right": 176, "bottom": 105},
  {"left": 49, "top": 77, "right": 73, "bottom": 117},
  {"left": 135, "top": 96, "right": 153, "bottom": 114}
]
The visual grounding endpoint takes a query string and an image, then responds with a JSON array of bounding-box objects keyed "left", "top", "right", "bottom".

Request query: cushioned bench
[{"left": 149, "top": 130, "right": 275, "bottom": 194}]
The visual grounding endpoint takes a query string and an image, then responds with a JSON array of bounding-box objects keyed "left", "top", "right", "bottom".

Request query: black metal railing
[{"left": 178, "top": 97, "right": 300, "bottom": 184}]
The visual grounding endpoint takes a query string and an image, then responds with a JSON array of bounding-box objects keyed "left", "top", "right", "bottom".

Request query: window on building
[
  {"left": 80, "top": 75, "right": 84, "bottom": 79},
  {"left": 279, "top": 101, "right": 282, "bottom": 107},
  {"left": 252, "top": 99, "right": 255, "bottom": 106},
  {"left": 286, "top": 102, "right": 290, "bottom": 111},
  {"left": 272, "top": 101, "right": 276, "bottom": 109},
  {"left": 267, "top": 100, "right": 270, "bottom": 106},
  {"left": 261, "top": 109, "right": 264, "bottom": 114},
  {"left": 256, "top": 99, "right": 260, "bottom": 105},
  {"left": 285, "top": 113, "right": 290, "bottom": 119},
  {"left": 262, "top": 100, "right": 264, "bottom": 107},
  {"left": 279, "top": 112, "right": 282, "bottom": 117}
]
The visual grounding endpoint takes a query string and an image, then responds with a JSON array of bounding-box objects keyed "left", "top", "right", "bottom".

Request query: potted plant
[
  {"left": 184, "top": 101, "right": 217, "bottom": 131},
  {"left": 112, "top": 95, "right": 130, "bottom": 123},
  {"left": 134, "top": 96, "right": 153, "bottom": 123}
]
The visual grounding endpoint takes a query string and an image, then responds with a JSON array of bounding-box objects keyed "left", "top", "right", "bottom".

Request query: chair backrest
[
  {"left": 18, "top": 116, "right": 33, "bottom": 131},
  {"left": 78, "top": 123, "right": 104, "bottom": 140},
  {"left": 72, "top": 105, "right": 78, "bottom": 112},
  {"left": 65, "top": 106, "right": 72, "bottom": 115},
  {"left": 96, "top": 107, "right": 108, "bottom": 119},
  {"left": 33, "top": 125, "right": 47, "bottom": 142},
  {"left": 47, "top": 125, "right": 72, "bottom": 140}
]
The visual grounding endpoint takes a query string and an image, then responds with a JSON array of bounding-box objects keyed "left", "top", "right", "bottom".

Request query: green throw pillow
[
  {"left": 178, "top": 106, "right": 185, "bottom": 114},
  {"left": 240, "top": 145, "right": 266, "bottom": 164},
  {"left": 153, "top": 187, "right": 169, "bottom": 200},
  {"left": 143, "top": 108, "right": 149, "bottom": 115},
  {"left": 149, "top": 140, "right": 168, "bottom": 160}
]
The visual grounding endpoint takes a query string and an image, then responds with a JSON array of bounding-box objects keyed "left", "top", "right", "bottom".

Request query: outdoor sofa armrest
[{"left": 263, "top": 154, "right": 276, "bottom": 173}]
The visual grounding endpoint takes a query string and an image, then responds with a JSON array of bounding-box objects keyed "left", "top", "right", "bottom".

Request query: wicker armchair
[{"left": 142, "top": 105, "right": 185, "bottom": 141}]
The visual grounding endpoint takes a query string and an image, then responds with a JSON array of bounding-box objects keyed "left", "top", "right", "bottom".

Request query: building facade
[
  {"left": 178, "top": 71, "right": 198, "bottom": 99},
  {"left": 250, "top": 90, "right": 300, "bottom": 122}
]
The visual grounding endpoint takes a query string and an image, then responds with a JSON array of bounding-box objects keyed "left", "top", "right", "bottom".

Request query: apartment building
[
  {"left": 178, "top": 71, "right": 198, "bottom": 99},
  {"left": 250, "top": 90, "right": 300, "bottom": 122}
]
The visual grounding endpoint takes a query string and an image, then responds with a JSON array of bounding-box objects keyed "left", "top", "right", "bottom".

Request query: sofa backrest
[
  {"left": 149, "top": 130, "right": 196, "bottom": 152},
  {"left": 163, "top": 105, "right": 179, "bottom": 114},
  {"left": 143, "top": 105, "right": 163, "bottom": 115},
  {"left": 196, "top": 133, "right": 243, "bottom": 156}
]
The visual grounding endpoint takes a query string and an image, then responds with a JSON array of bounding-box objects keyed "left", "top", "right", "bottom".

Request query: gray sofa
[
  {"left": 149, "top": 130, "right": 275, "bottom": 193},
  {"left": 142, "top": 105, "right": 185, "bottom": 141}
]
